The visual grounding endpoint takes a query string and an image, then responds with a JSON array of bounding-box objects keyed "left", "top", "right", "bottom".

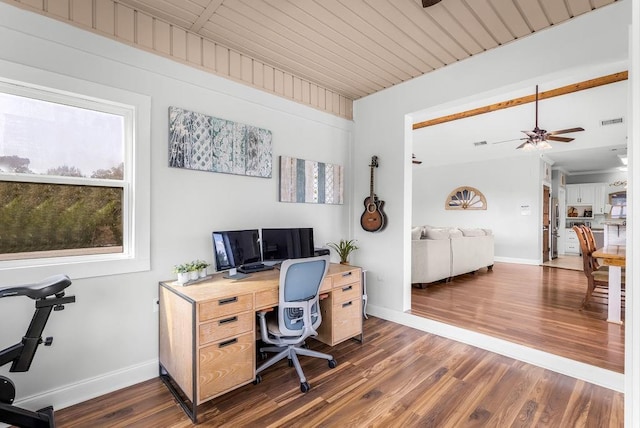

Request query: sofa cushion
[
  {"left": 424, "top": 228, "right": 450, "bottom": 240},
  {"left": 411, "top": 226, "right": 423, "bottom": 240},
  {"left": 448, "top": 228, "right": 463, "bottom": 238},
  {"left": 460, "top": 228, "right": 486, "bottom": 237}
]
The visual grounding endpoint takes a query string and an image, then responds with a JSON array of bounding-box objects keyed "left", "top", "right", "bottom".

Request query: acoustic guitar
[{"left": 360, "top": 155, "right": 387, "bottom": 232}]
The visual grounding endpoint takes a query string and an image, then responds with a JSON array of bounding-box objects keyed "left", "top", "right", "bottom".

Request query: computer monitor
[
  {"left": 261, "top": 228, "right": 314, "bottom": 262},
  {"left": 212, "top": 229, "right": 261, "bottom": 272}
]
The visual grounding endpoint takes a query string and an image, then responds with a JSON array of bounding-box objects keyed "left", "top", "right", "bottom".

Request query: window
[{"left": 0, "top": 75, "right": 150, "bottom": 279}]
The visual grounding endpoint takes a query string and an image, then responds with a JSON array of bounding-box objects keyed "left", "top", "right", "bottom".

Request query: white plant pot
[
  {"left": 189, "top": 271, "right": 199, "bottom": 281},
  {"left": 199, "top": 268, "right": 207, "bottom": 278},
  {"left": 177, "top": 272, "right": 189, "bottom": 285}
]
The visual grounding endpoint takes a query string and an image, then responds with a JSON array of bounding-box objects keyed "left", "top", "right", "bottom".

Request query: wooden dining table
[{"left": 592, "top": 245, "right": 626, "bottom": 323}]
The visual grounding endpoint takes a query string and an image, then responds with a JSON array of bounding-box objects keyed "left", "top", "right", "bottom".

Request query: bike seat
[{"left": 0, "top": 274, "right": 72, "bottom": 299}]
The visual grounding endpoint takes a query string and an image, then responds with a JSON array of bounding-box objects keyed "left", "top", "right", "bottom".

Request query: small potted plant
[
  {"left": 173, "top": 264, "right": 190, "bottom": 285},
  {"left": 327, "top": 239, "right": 359, "bottom": 264},
  {"left": 193, "top": 259, "right": 210, "bottom": 278},
  {"left": 187, "top": 262, "right": 199, "bottom": 281}
]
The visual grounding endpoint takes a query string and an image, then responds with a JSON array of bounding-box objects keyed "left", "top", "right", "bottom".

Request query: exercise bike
[{"left": 0, "top": 275, "right": 75, "bottom": 428}]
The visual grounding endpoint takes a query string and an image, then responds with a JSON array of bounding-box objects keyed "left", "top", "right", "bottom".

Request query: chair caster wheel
[
  {"left": 328, "top": 359, "right": 337, "bottom": 369},
  {"left": 253, "top": 375, "right": 262, "bottom": 385},
  {"left": 300, "top": 382, "right": 310, "bottom": 393}
]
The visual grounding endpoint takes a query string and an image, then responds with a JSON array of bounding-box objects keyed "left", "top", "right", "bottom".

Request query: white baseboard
[
  {"left": 494, "top": 256, "right": 540, "bottom": 265},
  {"left": 366, "top": 304, "right": 624, "bottom": 392},
  {"left": 12, "top": 358, "right": 159, "bottom": 412}
]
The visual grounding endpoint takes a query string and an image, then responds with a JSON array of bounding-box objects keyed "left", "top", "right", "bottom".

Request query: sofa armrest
[{"left": 411, "top": 239, "right": 452, "bottom": 284}]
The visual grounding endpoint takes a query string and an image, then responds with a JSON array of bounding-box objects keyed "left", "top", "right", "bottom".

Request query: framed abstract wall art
[
  {"left": 168, "top": 106, "right": 272, "bottom": 178},
  {"left": 279, "top": 156, "right": 343, "bottom": 204}
]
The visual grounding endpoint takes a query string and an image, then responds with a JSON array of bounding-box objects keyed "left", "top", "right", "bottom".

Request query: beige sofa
[{"left": 411, "top": 226, "right": 494, "bottom": 287}]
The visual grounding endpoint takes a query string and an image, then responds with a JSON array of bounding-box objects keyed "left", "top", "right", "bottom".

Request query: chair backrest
[
  {"left": 573, "top": 225, "right": 596, "bottom": 276},
  {"left": 580, "top": 225, "right": 601, "bottom": 270},
  {"left": 278, "top": 255, "right": 330, "bottom": 337}
]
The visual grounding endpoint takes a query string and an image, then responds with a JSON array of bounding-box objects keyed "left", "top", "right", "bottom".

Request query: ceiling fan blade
[
  {"left": 546, "top": 136, "right": 574, "bottom": 142},
  {"left": 492, "top": 137, "right": 526, "bottom": 145},
  {"left": 422, "top": 0, "right": 442, "bottom": 6},
  {"left": 522, "top": 130, "right": 537, "bottom": 137},
  {"left": 516, "top": 141, "right": 531, "bottom": 150},
  {"left": 548, "top": 127, "right": 585, "bottom": 135}
]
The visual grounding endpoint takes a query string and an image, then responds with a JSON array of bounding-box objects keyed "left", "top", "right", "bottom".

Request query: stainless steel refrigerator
[{"left": 551, "top": 197, "right": 559, "bottom": 259}]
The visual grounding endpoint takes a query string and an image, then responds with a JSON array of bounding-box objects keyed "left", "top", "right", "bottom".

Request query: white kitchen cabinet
[
  {"left": 565, "top": 228, "right": 580, "bottom": 255},
  {"left": 594, "top": 184, "right": 607, "bottom": 214},
  {"left": 566, "top": 184, "right": 595, "bottom": 205}
]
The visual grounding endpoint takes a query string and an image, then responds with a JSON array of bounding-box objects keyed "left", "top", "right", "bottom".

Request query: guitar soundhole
[{"left": 366, "top": 204, "right": 377, "bottom": 213}]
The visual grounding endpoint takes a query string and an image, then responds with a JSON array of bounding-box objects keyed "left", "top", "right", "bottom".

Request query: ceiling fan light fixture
[{"left": 537, "top": 140, "right": 552, "bottom": 150}]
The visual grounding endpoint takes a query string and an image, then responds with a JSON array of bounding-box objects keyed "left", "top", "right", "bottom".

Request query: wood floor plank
[
  {"left": 410, "top": 263, "right": 624, "bottom": 372},
  {"left": 53, "top": 317, "right": 623, "bottom": 427}
]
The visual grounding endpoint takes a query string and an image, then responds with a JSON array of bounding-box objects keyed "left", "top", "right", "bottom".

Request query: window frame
[{"left": 0, "top": 72, "right": 150, "bottom": 281}]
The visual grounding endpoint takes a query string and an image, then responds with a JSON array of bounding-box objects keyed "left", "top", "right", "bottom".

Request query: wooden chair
[
  {"left": 573, "top": 225, "right": 610, "bottom": 308},
  {"left": 580, "top": 225, "right": 604, "bottom": 271}
]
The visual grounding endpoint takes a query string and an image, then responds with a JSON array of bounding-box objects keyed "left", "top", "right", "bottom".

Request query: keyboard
[{"left": 238, "top": 263, "right": 274, "bottom": 273}]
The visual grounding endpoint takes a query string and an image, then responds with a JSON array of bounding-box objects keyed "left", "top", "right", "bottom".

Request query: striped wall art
[{"left": 279, "top": 156, "right": 343, "bottom": 204}]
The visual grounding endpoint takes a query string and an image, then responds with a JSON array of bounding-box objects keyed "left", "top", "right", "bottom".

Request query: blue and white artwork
[
  {"left": 168, "top": 106, "right": 272, "bottom": 178},
  {"left": 279, "top": 156, "right": 344, "bottom": 204}
]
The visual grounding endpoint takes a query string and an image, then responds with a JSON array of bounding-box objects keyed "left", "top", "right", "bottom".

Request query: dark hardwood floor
[
  {"left": 53, "top": 316, "right": 623, "bottom": 427},
  {"left": 410, "top": 262, "right": 624, "bottom": 373}
]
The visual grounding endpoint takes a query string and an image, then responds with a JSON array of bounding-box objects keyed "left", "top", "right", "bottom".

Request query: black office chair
[
  {"left": 255, "top": 256, "right": 337, "bottom": 393},
  {"left": 0, "top": 274, "right": 75, "bottom": 428}
]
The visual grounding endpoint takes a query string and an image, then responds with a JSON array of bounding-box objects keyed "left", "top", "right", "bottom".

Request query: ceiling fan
[
  {"left": 422, "top": 0, "right": 442, "bottom": 7},
  {"left": 495, "top": 85, "right": 584, "bottom": 150}
]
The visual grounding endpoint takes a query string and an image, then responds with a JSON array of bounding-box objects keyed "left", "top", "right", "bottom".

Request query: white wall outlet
[{"left": 153, "top": 297, "right": 159, "bottom": 313}]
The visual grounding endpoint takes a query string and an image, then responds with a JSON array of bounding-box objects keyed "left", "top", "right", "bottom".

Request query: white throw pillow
[
  {"left": 411, "top": 227, "right": 423, "bottom": 240},
  {"left": 460, "top": 228, "right": 486, "bottom": 237},
  {"left": 424, "top": 228, "right": 450, "bottom": 240}
]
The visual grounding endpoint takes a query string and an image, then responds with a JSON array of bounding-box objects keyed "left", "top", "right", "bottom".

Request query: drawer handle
[
  {"left": 219, "top": 338, "right": 237, "bottom": 348},
  {"left": 341, "top": 271, "right": 353, "bottom": 278},
  {"left": 218, "top": 296, "right": 238, "bottom": 305},
  {"left": 341, "top": 285, "right": 353, "bottom": 292},
  {"left": 219, "top": 316, "right": 238, "bottom": 325},
  {"left": 342, "top": 301, "right": 353, "bottom": 308}
]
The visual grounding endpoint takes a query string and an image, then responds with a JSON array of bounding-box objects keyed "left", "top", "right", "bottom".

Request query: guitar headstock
[{"left": 369, "top": 155, "right": 379, "bottom": 168}]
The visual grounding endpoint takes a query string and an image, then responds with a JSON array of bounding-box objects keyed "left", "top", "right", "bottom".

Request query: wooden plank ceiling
[{"left": 116, "top": 0, "right": 617, "bottom": 101}]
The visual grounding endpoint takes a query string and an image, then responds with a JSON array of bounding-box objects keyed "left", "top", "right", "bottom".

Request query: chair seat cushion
[{"left": 592, "top": 269, "right": 625, "bottom": 283}]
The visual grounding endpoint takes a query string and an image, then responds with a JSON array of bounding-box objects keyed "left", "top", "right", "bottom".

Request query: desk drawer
[
  {"left": 199, "top": 311, "right": 254, "bottom": 345},
  {"left": 198, "top": 331, "right": 254, "bottom": 403},
  {"left": 199, "top": 294, "right": 253, "bottom": 322},
  {"left": 319, "top": 277, "right": 332, "bottom": 293},
  {"left": 332, "top": 298, "right": 362, "bottom": 343},
  {"left": 255, "top": 288, "right": 278, "bottom": 310},
  {"left": 331, "top": 282, "right": 361, "bottom": 305},
  {"left": 332, "top": 269, "right": 360, "bottom": 288}
]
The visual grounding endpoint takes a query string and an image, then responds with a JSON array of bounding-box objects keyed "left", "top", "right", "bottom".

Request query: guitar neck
[{"left": 369, "top": 167, "right": 374, "bottom": 198}]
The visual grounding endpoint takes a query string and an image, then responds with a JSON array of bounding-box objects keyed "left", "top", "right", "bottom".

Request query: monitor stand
[{"left": 223, "top": 268, "right": 248, "bottom": 280}]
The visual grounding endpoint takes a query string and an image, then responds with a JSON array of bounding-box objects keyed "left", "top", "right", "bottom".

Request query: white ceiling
[
  {"left": 116, "top": 0, "right": 618, "bottom": 100},
  {"left": 412, "top": 76, "right": 629, "bottom": 175}
]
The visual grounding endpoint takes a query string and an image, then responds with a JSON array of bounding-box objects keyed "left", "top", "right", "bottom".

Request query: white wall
[
  {"left": 0, "top": 3, "right": 353, "bottom": 410},
  {"left": 413, "top": 155, "right": 542, "bottom": 262}
]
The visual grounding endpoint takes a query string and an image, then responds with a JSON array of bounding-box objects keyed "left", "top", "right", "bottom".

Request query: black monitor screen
[
  {"left": 261, "top": 228, "right": 314, "bottom": 261},
  {"left": 212, "top": 229, "right": 261, "bottom": 271}
]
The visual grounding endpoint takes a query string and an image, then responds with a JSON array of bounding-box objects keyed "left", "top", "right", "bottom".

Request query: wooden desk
[
  {"left": 158, "top": 263, "right": 363, "bottom": 422},
  {"left": 592, "top": 245, "right": 625, "bottom": 324}
]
